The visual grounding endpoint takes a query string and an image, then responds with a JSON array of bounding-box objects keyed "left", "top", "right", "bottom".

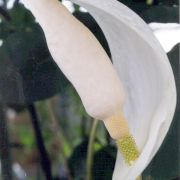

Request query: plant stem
[
  {"left": 81, "top": 116, "right": 87, "bottom": 138},
  {"left": 86, "top": 119, "right": 98, "bottom": 180},
  {"left": 46, "top": 99, "right": 72, "bottom": 179},
  {"left": 28, "top": 104, "right": 53, "bottom": 180},
  {"left": 46, "top": 99, "right": 71, "bottom": 157},
  {"left": 0, "top": 104, "right": 13, "bottom": 180}
]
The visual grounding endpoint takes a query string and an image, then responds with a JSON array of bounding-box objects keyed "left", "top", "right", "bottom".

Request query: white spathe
[
  {"left": 21, "top": 0, "right": 177, "bottom": 179},
  {"left": 149, "top": 22, "right": 180, "bottom": 52},
  {"left": 68, "top": 0, "right": 176, "bottom": 179},
  {"left": 62, "top": 0, "right": 75, "bottom": 13},
  {"left": 48, "top": 0, "right": 180, "bottom": 53}
]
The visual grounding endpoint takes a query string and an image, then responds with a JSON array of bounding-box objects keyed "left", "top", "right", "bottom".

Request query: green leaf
[
  {"left": 19, "top": 126, "right": 35, "bottom": 149},
  {"left": 118, "top": 0, "right": 151, "bottom": 15},
  {"left": 0, "top": 24, "right": 68, "bottom": 104},
  {"left": 8, "top": 4, "right": 35, "bottom": 29},
  {"left": 68, "top": 139, "right": 88, "bottom": 179},
  {"left": 93, "top": 146, "right": 116, "bottom": 180},
  {"left": 0, "top": 4, "right": 35, "bottom": 40},
  {"left": 157, "top": 0, "right": 179, "bottom": 6},
  {"left": 141, "top": 5, "right": 179, "bottom": 23}
]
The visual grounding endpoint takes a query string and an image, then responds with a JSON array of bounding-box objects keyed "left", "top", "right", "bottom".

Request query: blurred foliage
[
  {"left": 68, "top": 138, "right": 88, "bottom": 179},
  {"left": 0, "top": 4, "right": 69, "bottom": 104},
  {"left": 0, "top": 0, "right": 179, "bottom": 180},
  {"left": 93, "top": 146, "right": 116, "bottom": 180},
  {"left": 141, "top": 5, "right": 179, "bottom": 22}
]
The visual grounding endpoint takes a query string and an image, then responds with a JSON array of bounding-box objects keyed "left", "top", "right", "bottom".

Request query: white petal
[
  {"left": 62, "top": 0, "right": 75, "bottom": 13},
  {"left": 7, "top": 0, "right": 16, "bottom": 9},
  {"left": 69, "top": 0, "right": 176, "bottom": 179},
  {"left": 149, "top": 22, "right": 180, "bottom": 52}
]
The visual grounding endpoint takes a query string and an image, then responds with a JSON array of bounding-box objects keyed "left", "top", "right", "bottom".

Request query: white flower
[
  {"left": 69, "top": 0, "right": 176, "bottom": 179},
  {"left": 21, "top": 0, "right": 177, "bottom": 179},
  {"left": 149, "top": 22, "right": 180, "bottom": 53}
]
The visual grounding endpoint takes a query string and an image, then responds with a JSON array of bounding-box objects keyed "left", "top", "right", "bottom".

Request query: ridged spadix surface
[{"left": 22, "top": 0, "right": 176, "bottom": 179}]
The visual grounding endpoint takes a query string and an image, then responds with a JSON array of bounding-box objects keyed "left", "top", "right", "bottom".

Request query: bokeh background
[{"left": 0, "top": 0, "right": 179, "bottom": 179}]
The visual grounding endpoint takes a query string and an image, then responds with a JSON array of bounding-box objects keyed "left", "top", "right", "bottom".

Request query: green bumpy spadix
[{"left": 117, "top": 135, "right": 139, "bottom": 166}]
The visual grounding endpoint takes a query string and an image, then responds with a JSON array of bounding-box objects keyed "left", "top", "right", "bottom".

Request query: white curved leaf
[
  {"left": 149, "top": 22, "right": 180, "bottom": 52},
  {"left": 68, "top": 0, "right": 176, "bottom": 179}
]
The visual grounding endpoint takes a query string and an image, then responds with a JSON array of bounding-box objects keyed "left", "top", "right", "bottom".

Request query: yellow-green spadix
[{"left": 21, "top": 0, "right": 177, "bottom": 179}]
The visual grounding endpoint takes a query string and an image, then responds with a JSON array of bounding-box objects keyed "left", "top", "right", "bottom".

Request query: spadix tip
[{"left": 117, "top": 135, "right": 139, "bottom": 166}]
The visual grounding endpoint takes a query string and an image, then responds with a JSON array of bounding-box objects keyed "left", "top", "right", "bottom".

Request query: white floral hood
[{"left": 68, "top": 0, "right": 176, "bottom": 179}]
